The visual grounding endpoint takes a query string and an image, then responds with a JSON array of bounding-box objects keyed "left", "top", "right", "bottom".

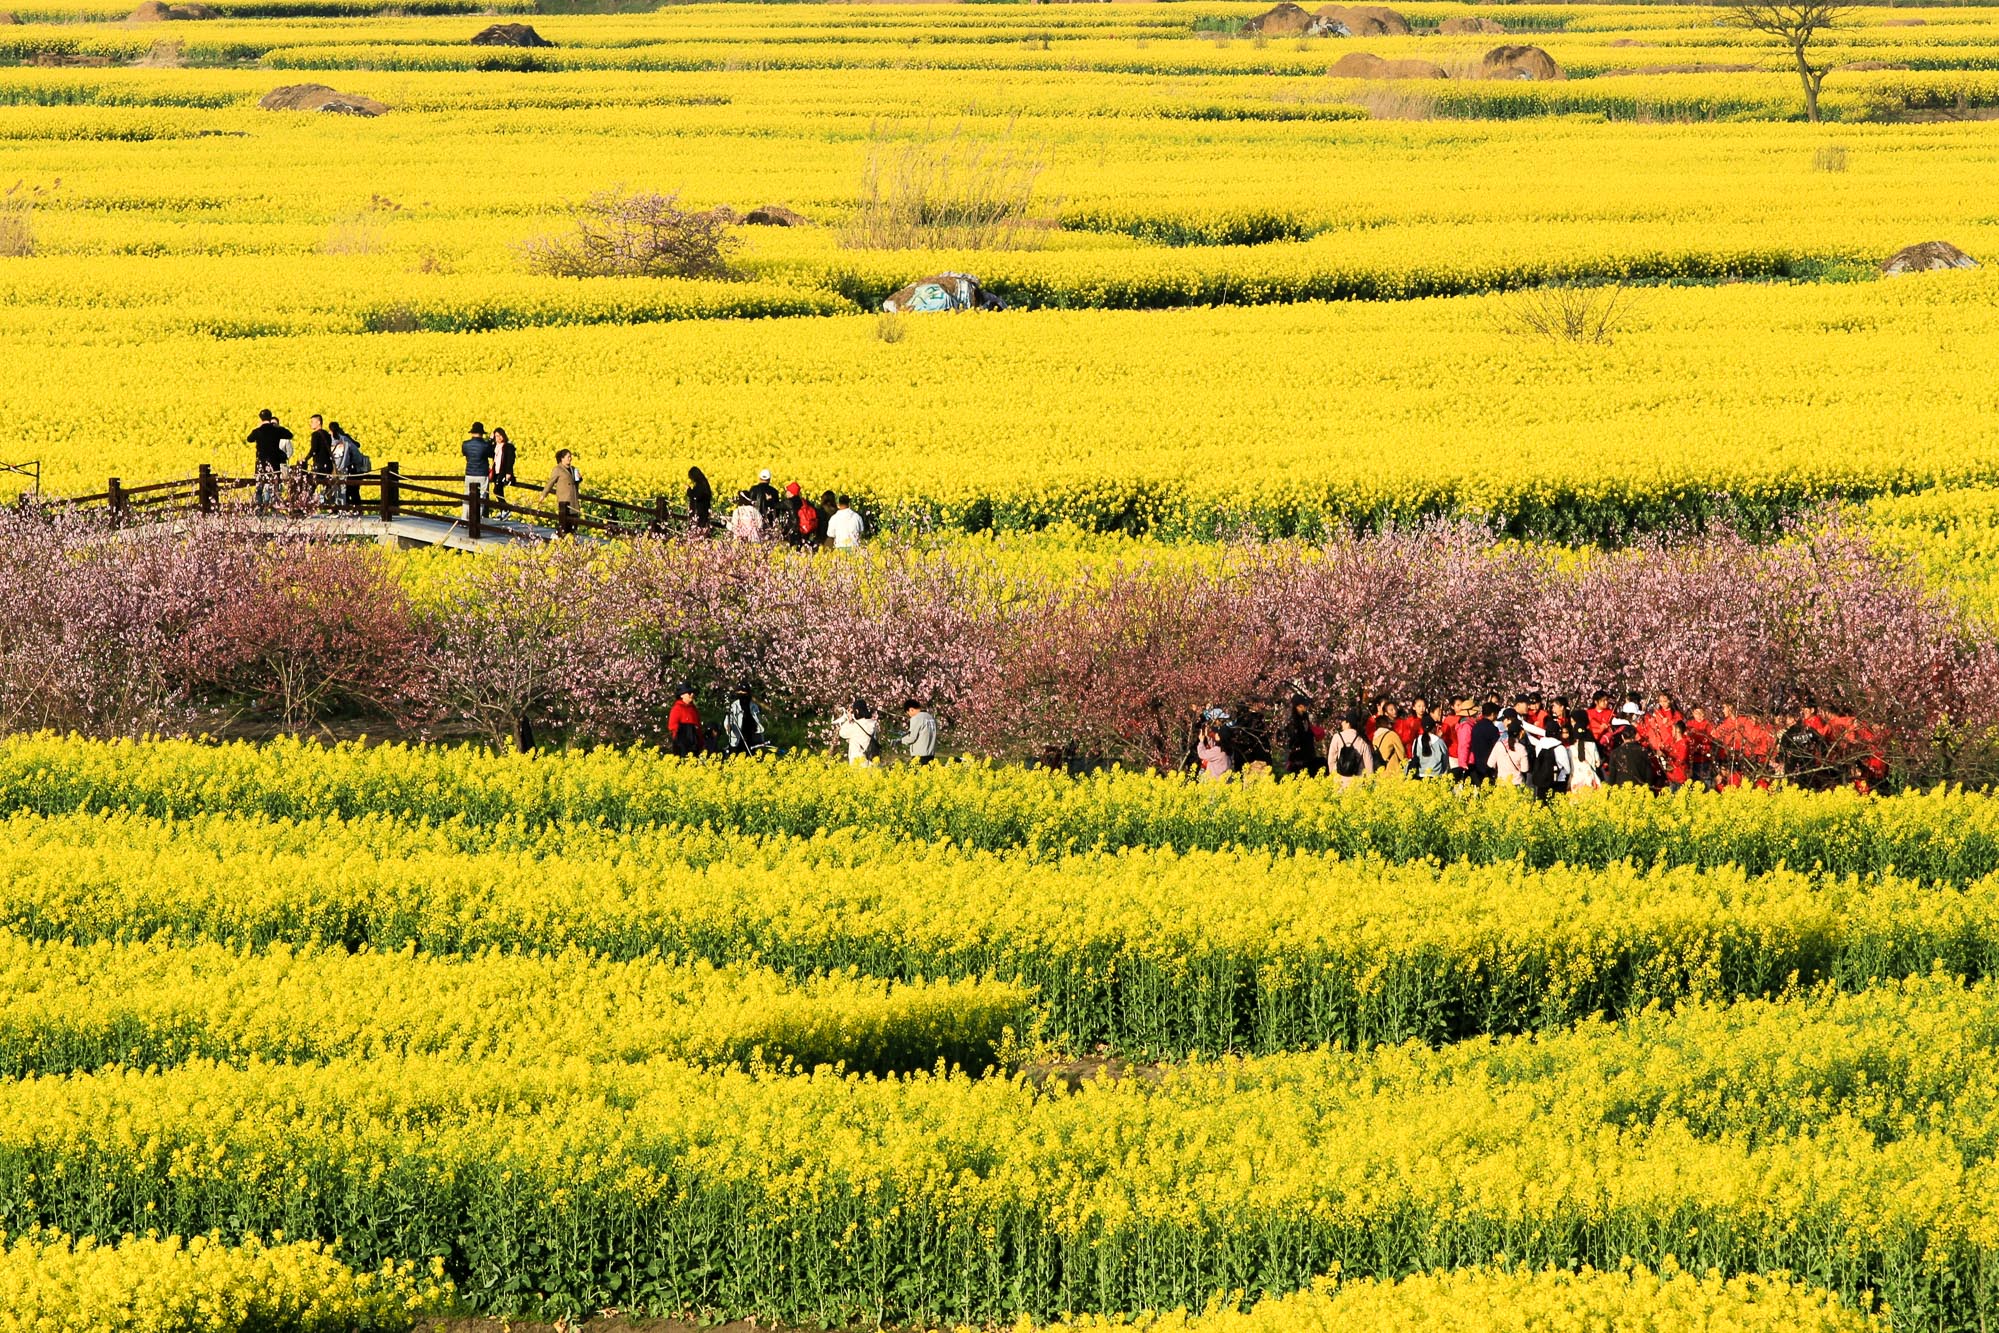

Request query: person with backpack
[
  {"left": 836, "top": 700, "right": 883, "bottom": 766},
  {"left": 793, "top": 486, "right": 821, "bottom": 549},
  {"left": 724, "top": 685, "right": 771, "bottom": 757},
  {"left": 1326, "top": 712, "right": 1374, "bottom": 788},
  {"left": 328, "top": 421, "right": 367, "bottom": 508},
  {"left": 1522, "top": 720, "right": 1568, "bottom": 801},
  {"left": 1408, "top": 715, "right": 1450, "bottom": 780},
  {"left": 667, "top": 685, "right": 704, "bottom": 756}
]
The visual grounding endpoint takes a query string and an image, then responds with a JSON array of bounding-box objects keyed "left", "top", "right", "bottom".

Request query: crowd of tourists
[
  {"left": 247, "top": 410, "right": 866, "bottom": 548},
  {"left": 1184, "top": 690, "right": 1891, "bottom": 796},
  {"left": 661, "top": 683, "right": 938, "bottom": 766}
]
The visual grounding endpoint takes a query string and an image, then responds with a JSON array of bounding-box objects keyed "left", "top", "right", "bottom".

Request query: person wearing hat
[
  {"left": 668, "top": 685, "right": 704, "bottom": 756},
  {"left": 1606, "top": 713, "right": 1656, "bottom": 788},
  {"left": 782, "top": 482, "right": 821, "bottom": 547},
  {"left": 460, "top": 422, "right": 495, "bottom": 522},
  {"left": 747, "top": 469, "right": 781, "bottom": 525}
]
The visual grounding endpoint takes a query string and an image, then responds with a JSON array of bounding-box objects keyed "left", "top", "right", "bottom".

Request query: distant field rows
[{"left": 3, "top": 5, "right": 1995, "bottom": 528}]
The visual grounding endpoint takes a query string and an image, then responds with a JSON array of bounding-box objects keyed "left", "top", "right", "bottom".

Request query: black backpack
[{"left": 1334, "top": 738, "right": 1365, "bottom": 778}]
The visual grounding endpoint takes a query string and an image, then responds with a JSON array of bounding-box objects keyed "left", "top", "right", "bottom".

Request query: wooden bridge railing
[{"left": 47, "top": 464, "right": 690, "bottom": 541}]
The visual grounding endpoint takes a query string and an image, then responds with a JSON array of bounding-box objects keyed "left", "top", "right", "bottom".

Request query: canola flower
[
  {"left": 4, "top": 809, "right": 1999, "bottom": 1056},
  {"left": 0, "top": 931, "right": 1029, "bottom": 1076},
  {"left": 0, "top": 1230, "right": 448, "bottom": 1333},
  {"left": 8, "top": 735, "right": 1999, "bottom": 880},
  {"left": 1019, "top": 1264, "right": 1878, "bottom": 1333},
  {"left": 0, "top": 977, "right": 1989, "bottom": 1323},
  {"left": 2, "top": 11, "right": 1999, "bottom": 531}
]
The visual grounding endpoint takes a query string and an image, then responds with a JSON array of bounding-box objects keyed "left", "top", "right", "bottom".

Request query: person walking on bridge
[
  {"left": 489, "top": 428, "right": 517, "bottom": 506},
  {"left": 461, "top": 423, "right": 495, "bottom": 523},
  {"left": 538, "top": 448, "right": 582, "bottom": 531},
  {"left": 247, "top": 408, "right": 292, "bottom": 510}
]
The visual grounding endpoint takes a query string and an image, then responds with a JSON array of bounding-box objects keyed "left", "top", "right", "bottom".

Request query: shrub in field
[
  {"left": 844, "top": 124, "right": 1049, "bottom": 251},
  {"left": 176, "top": 543, "right": 430, "bottom": 730},
  {"left": 518, "top": 186, "right": 738, "bottom": 280}
]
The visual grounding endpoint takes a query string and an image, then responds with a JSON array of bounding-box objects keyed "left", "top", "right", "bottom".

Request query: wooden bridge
[{"left": 61, "top": 463, "right": 687, "bottom": 549}]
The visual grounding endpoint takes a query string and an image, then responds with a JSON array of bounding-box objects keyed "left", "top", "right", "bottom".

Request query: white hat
[
  {"left": 759, "top": 469, "right": 772, "bottom": 482},
  {"left": 1620, "top": 702, "right": 1642, "bottom": 717}
]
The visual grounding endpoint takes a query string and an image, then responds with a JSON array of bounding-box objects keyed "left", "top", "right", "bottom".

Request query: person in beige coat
[{"left": 538, "top": 448, "right": 581, "bottom": 528}]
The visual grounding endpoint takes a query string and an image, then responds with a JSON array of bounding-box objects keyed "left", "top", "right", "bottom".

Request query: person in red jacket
[
  {"left": 1684, "top": 706, "right": 1715, "bottom": 787},
  {"left": 1711, "top": 703, "right": 1772, "bottom": 784},
  {"left": 1395, "top": 698, "right": 1426, "bottom": 753},
  {"left": 668, "top": 685, "right": 704, "bottom": 756},
  {"left": 1661, "top": 719, "right": 1692, "bottom": 788},
  {"left": 1585, "top": 692, "right": 1616, "bottom": 749}
]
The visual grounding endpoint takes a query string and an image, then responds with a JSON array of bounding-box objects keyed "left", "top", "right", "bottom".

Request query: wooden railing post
[
  {"left": 466, "top": 481, "right": 483, "bottom": 541},
  {"left": 653, "top": 495, "right": 669, "bottom": 534},
  {"left": 106, "top": 476, "right": 125, "bottom": 522},
  {"left": 379, "top": 462, "right": 399, "bottom": 523},
  {"left": 197, "top": 464, "right": 217, "bottom": 514}
]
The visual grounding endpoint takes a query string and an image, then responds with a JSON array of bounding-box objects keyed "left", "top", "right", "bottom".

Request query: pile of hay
[
  {"left": 1330, "top": 51, "right": 1445, "bottom": 78},
  {"left": 1438, "top": 14, "right": 1505, "bottom": 34},
  {"left": 470, "top": 22, "right": 552, "bottom": 47},
  {"left": 1315, "top": 4, "right": 1410, "bottom": 35},
  {"left": 1882, "top": 240, "right": 1977, "bottom": 275},
  {"left": 1245, "top": 3, "right": 1315, "bottom": 35},
  {"left": 744, "top": 204, "right": 809, "bottom": 227},
  {"left": 258, "top": 83, "right": 388, "bottom": 116},
  {"left": 128, "top": 1, "right": 215, "bottom": 19},
  {"left": 1480, "top": 44, "right": 1563, "bottom": 80}
]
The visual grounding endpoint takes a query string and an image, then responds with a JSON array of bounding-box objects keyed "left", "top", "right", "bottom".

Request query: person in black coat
[{"left": 1465, "top": 702, "right": 1501, "bottom": 784}]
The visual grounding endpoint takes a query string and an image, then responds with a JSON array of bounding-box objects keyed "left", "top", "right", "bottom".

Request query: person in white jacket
[{"left": 834, "top": 699, "right": 882, "bottom": 766}]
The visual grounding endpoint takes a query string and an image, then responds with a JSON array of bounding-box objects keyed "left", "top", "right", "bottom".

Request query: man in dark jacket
[
  {"left": 1606, "top": 718, "right": 1656, "bottom": 787},
  {"left": 1465, "top": 702, "right": 1501, "bottom": 784},
  {"left": 247, "top": 408, "right": 292, "bottom": 509}
]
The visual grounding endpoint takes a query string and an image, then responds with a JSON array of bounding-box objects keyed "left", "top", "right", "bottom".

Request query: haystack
[
  {"left": 1882, "top": 241, "right": 1977, "bottom": 275},
  {"left": 881, "top": 272, "right": 1008, "bottom": 314},
  {"left": 259, "top": 83, "right": 389, "bottom": 116},
  {"left": 0, "top": 12, "right": 18, "bottom": 22},
  {"left": 1329, "top": 50, "right": 1444, "bottom": 78},
  {"left": 1315, "top": 4, "right": 1409, "bottom": 35},
  {"left": 1438, "top": 14, "right": 1505, "bottom": 34},
  {"left": 1245, "top": 3, "right": 1314, "bottom": 35},
  {"left": 744, "top": 204, "right": 810, "bottom": 227},
  {"left": 128, "top": 1, "right": 213, "bottom": 18},
  {"left": 1480, "top": 44, "right": 1563, "bottom": 79},
  {"left": 470, "top": 22, "right": 552, "bottom": 47}
]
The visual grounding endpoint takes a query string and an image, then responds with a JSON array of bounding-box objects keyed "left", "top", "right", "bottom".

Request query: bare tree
[{"left": 1723, "top": 0, "right": 1849, "bottom": 123}]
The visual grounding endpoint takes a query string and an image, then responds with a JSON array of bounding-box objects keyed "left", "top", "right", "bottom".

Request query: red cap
[{"left": 784, "top": 482, "right": 800, "bottom": 497}]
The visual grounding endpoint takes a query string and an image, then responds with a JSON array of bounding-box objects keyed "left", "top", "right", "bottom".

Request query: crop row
[
  {"left": 13, "top": 738, "right": 1999, "bottom": 879},
  {"left": 1040, "top": 1266, "right": 1874, "bottom": 1333},
  {"left": 1, "top": 978, "right": 1993, "bottom": 1323},
  {"left": 0, "top": 929, "right": 1027, "bottom": 1077},
  {"left": 11, "top": 810, "right": 1999, "bottom": 1056},
  {"left": 0, "top": 1230, "right": 444, "bottom": 1333},
  {"left": 6, "top": 277, "right": 1996, "bottom": 537}
]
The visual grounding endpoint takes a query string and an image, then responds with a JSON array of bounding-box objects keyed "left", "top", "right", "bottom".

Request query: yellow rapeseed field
[{"left": 2, "top": 4, "right": 1998, "bottom": 533}]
